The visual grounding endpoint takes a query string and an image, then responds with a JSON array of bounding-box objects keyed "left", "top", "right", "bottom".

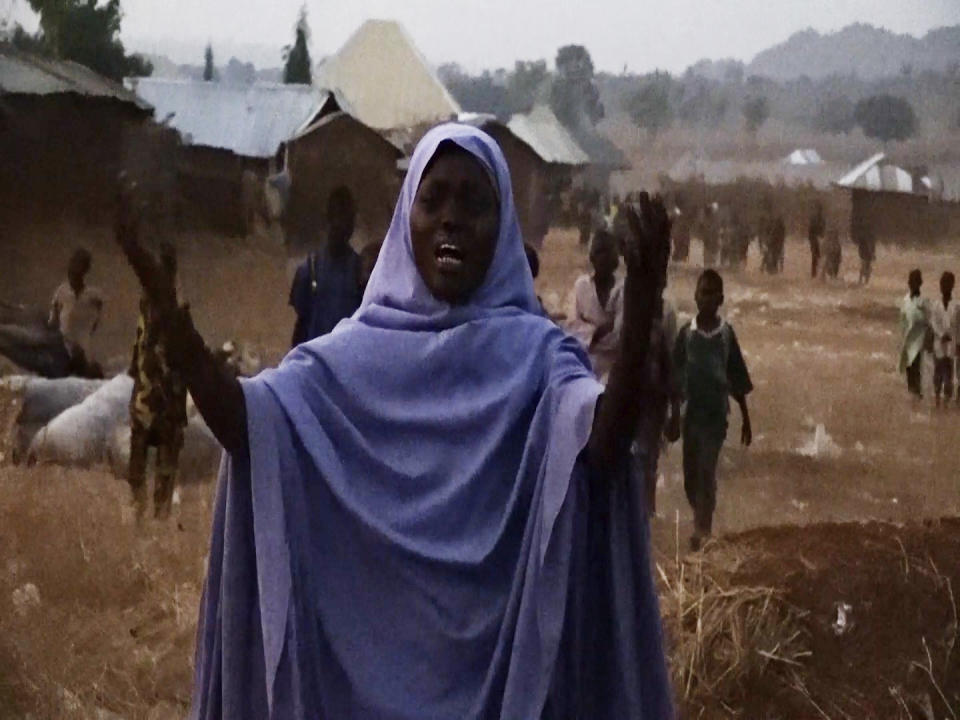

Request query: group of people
[
  {"left": 568, "top": 221, "right": 753, "bottom": 550},
  {"left": 597, "top": 194, "right": 875, "bottom": 286},
  {"left": 899, "top": 268, "right": 960, "bottom": 406}
]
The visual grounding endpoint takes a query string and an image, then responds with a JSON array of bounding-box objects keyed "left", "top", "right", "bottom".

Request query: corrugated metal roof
[
  {"left": 0, "top": 47, "right": 151, "bottom": 110},
  {"left": 506, "top": 106, "right": 589, "bottom": 166},
  {"left": 315, "top": 20, "right": 461, "bottom": 130},
  {"left": 126, "top": 77, "right": 329, "bottom": 158},
  {"left": 835, "top": 152, "right": 915, "bottom": 194}
]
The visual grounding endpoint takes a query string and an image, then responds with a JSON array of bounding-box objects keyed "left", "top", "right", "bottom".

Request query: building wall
[
  {"left": 850, "top": 188, "right": 960, "bottom": 243},
  {"left": 0, "top": 95, "right": 164, "bottom": 229},
  {"left": 483, "top": 126, "right": 553, "bottom": 249},
  {"left": 285, "top": 116, "right": 402, "bottom": 249},
  {"left": 175, "top": 146, "right": 269, "bottom": 236}
]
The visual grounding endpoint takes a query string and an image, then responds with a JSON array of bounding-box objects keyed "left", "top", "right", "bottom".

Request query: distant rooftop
[
  {"left": 125, "top": 77, "right": 332, "bottom": 158},
  {"left": 506, "top": 106, "right": 589, "bottom": 167},
  {"left": 0, "top": 46, "right": 150, "bottom": 111}
]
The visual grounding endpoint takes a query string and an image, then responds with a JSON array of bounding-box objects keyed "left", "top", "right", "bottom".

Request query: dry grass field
[{"left": 1, "top": 221, "right": 959, "bottom": 717}]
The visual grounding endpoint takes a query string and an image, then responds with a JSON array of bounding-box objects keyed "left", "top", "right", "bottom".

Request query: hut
[
  {"left": 0, "top": 46, "right": 170, "bottom": 228},
  {"left": 833, "top": 152, "right": 960, "bottom": 242},
  {"left": 281, "top": 109, "right": 405, "bottom": 249},
  {"left": 126, "top": 77, "right": 333, "bottom": 234}
]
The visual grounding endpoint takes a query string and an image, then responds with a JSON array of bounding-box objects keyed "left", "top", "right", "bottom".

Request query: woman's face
[{"left": 410, "top": 146, "right": 499, "bottom": 305}]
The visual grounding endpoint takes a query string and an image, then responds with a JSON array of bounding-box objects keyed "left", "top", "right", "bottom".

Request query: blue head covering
[
  {"left": 358, "top": 122, "right": 539, "bottom": 324},
  {"left": 190, "top": 124, "right": 672, "bottom": 720}
]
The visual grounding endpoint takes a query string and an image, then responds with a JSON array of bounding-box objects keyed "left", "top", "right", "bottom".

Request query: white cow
[
  {"left": 6, "top": 375, "right": 105, "bottom": 464},
  {"left": 27, "top": 374, "right": 134, "bottom": 467},
  {"left": 20, "top": 373, "right": 224, "bottom": 482}
]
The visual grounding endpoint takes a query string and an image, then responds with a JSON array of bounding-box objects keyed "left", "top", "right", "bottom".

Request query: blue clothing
[
  {"left": 191, "top": 124, "right": 672, "bottom": 720},
  {"left": 289, "top": 248, "right": 362, "bottom": 345}
]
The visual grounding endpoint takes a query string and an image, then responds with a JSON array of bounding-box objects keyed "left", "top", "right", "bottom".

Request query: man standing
[{"left": 289, "top": 186, "right": 362, "bottom": 346}]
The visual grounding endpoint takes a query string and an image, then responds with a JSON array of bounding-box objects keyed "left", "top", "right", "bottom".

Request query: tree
[
  {"left": 814, "top": 95, "right": 855, "bottom": 134},
  {"left": 625, "top": 71, "right": 673, "bottom": 136},
  {"left": 19, "top": 0, "right": 153, "bottom": 82},
  {"left": 283, "top": 6, "right": 312, "bottom": 85},
  {"left": 203, "top": 43, "right": 214, "bottom": 82},
  {"left": 854, "top": 94, "right": 917, "bottom": 142},
  {"left": 550, "top": 45, "right": 603, "bottom": 129},
  {"left": 742, "top": 95, "right": 770, "bottom": 134},
  {"left": 505, "top": 60, "right": 549, "bottom": 116},
  {"left": 675, "top": 73, "right": 728, "bottom": 128},
  {"left": 438, "top": 63, "right": 510, "bottom": 118},
  {"left": 22, "top": 0, "right": 152, "bottom": 81}
]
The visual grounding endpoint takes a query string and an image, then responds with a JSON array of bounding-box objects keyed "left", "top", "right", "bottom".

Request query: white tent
[{"left": 783, "top": 148, "right": 823, "bottom": 166}]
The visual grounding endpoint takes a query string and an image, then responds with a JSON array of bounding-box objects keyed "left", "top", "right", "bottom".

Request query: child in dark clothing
[{"left": 673, "top": 270, "right": 753, "bottom": 550}]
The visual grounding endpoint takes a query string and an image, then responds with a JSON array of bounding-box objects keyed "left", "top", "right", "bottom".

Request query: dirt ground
[{"left": 1, "top": 221, "right": 959, "bottom": 717}]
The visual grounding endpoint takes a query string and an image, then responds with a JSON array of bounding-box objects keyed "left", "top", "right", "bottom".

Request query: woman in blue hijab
[{"left": 116, "top": 124, "right": 673, "bottom": 719}]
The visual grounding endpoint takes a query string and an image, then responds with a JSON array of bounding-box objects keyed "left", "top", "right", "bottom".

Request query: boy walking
[
  {"left": 673, "top": 270, "right": 753, "bottom": 550},
  {"left": 930, "top": 271, "right": 958, "bottom": 407}
]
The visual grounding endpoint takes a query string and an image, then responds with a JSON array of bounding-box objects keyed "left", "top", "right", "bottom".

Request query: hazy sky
[{"left": 5, "top": 0, "right": 959, "bottom": 73}]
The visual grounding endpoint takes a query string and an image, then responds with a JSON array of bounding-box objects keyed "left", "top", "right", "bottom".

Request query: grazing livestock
[{"left": 7, "top": 375, "right": 105, "bottom": 464}]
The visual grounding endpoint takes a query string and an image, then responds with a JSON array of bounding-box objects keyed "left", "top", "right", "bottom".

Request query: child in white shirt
[{"left": 930, "top": 271, "right": 959, "bottom": 407}]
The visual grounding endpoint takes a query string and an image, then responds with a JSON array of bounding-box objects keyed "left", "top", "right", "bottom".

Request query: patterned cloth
[
  {"left": 127, "top": 297, "right": 188, "bottom": 518},
  {"left": 128, "top": 297, "right": 188, "bottom": 434}
]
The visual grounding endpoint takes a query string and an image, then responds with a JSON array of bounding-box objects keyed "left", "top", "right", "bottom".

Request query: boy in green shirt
[{"left": 673, "top": 270, "right": 753, "bottom": 550}]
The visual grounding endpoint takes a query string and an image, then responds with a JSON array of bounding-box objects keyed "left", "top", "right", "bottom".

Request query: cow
[{"left": 6, "top": 375, "right": 105, "bottom": 464}]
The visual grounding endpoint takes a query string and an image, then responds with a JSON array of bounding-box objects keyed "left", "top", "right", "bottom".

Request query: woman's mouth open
[{"left": 435, "top": 243, "right": 465, "bottom": 272}]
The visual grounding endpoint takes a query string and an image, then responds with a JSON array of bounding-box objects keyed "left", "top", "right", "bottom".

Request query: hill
[{"left": 746, "top": 23, "right": 960, "bottom": 80}]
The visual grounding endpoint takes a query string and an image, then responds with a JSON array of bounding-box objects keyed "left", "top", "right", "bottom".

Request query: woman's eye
[{"left": 418, "top": 191, "right": 440, "bottom": 210}]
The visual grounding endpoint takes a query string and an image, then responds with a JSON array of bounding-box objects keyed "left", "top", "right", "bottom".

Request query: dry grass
[
  {"left": 655, "top": 516, "right": 810, "bottom": 715},
  {"left": 0, "top": 460, "right": 212, "bottom": 719},
  {"left": 2, "top": 218, "right": 960, "bottom": 716}
]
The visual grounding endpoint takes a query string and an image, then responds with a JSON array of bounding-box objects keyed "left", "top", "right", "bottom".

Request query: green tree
[
  {"left": 438, "top": 63, "right": 510, "bottom": 118},
  {"left": 854, "top": 94, "right": 917, "bottom": 142},
  {"left": 283, "top": 6, "right": 312, "bottom": 85},
  {"left": 625, "top": 70, "right": 673, "bottom": 136},
  {"left": 505, "top": 60, "right": 549, "bottom": 116},
  {"left": 203, "top": 43, "right": 214, "bottom": 82},
  {"left": 22, "top": 0, "right": 151, "bottom": 81},
  {"left": 550, "top": 44, "right": 603, "bottom": 129},
  {"left": 675, "top": 73, "right": 728, "bottom": 128},
  {"left": 742, "top": 94, "right": 770, "bottom": 134},
  {"left": 814, "top": 95, "right": 855, "bottom": 134}
]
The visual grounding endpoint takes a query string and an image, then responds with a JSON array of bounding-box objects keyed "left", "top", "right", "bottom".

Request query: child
[
  {"left": 930, "top": 271, "right": 957, "bottom": 406},
  {"left": 48, "top": 247, "right": 104, "bottom": 375},
  {"left": 568, "top": 229, "right": 623, "bottom": 379},
  {"left": 899, "top": 269, "right": 930, "bottom": 399},
  {"left": 127, "top": 242, "right": 188, "bottom": 520},
  {"left": 673, "top": 269, "right": 753, "bottom": 550}
]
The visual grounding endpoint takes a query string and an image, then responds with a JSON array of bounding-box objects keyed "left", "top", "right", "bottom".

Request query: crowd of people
[{"left": 573, "top": 191, "right": 878, "bottom": 285}]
